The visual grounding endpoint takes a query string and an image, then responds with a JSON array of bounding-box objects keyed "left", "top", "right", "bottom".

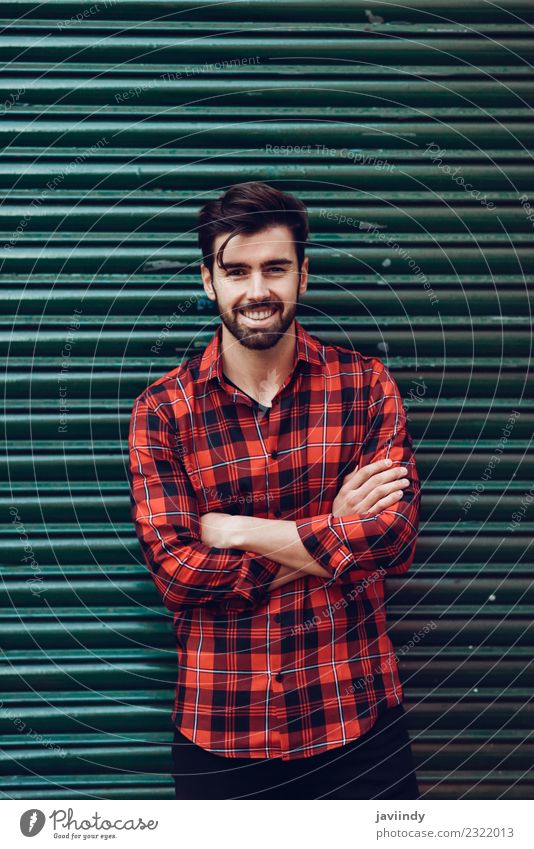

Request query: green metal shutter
[{"left": 1, "top": 0, "right": 533, "bottom": 799}]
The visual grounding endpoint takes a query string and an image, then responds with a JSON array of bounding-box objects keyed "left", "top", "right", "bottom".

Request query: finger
[
  {"left": 342, "top": 458, "right": 395, "bottom": 489},
  {"left": 356, "top": 478, "right": 410, "bottom": 513},
  {"left": 347, "top": 466, "right": 409, "bottom": 504},
  {"left": 345, "top": 457, "right": 409, "bottom": 490},
  {"left": 362, "top": 489, "right": 405, "bottom": 516}
]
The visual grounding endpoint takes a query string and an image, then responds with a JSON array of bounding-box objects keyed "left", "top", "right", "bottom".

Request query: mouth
[{"left": 237, "top": 305, "right": 280, "bottom": 326}]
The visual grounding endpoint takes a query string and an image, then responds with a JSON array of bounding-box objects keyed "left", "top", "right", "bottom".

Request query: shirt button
[
  {"left": 275, "top": 672, "right": 284, "bottom": 682},
  {"left": 274, "top": 508, "right": 281, "bottom": 518},
  {"left": 274, "top": 613, "right": 281, "bottom": 623},
  {"left": 271, "top": 450, "right": 278, "bottom": 459}
]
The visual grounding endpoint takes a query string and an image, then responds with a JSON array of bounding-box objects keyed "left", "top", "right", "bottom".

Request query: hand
[
  {"left": 199, "top": 512, "right": 240, "bottom": 548},
  {"left": 268, "top": 564, "right": 301, "bottom": 590},
  {"left": 269, "top": 561, "right": 330, "bottom": 591},
  {"left": 332, "top": 458, "right": 411, "bottom": 518}
]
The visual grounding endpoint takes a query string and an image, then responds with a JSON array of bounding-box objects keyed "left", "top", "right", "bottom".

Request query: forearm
[
  {"left": 230, "top": 517, "right": 330, "bottom": 579},
  {"left": 294, "top": 486, "right": 420, "bottom": 582},
  {"left": 267, "top": 563, "right": 305, "bottom": 590}
]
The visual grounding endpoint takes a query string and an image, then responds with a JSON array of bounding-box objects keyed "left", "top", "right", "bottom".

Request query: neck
[{"left": 220, "top": 321, "right": 297, "bottom": 397}]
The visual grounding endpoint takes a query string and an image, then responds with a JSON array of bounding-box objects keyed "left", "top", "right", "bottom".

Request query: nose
[{"left": 246, "top": 270, "right": 271, "bottom": 300}]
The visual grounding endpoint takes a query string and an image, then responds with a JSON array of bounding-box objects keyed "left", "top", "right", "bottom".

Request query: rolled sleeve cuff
[
  {"left": 223, "top": 551, "right": 281, "bottom": 611},
  {"left": 294, "top": 514, "right": 362, "bottom": 584}
]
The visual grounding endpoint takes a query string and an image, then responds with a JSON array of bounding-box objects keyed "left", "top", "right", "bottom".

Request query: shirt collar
[{"left": 196, "top": 318, "right": 324, "bottom": 388}]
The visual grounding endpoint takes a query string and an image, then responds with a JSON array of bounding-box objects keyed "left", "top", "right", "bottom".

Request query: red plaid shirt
[{"left": 128, "top": 319, "right": 420, "bottom": 760}]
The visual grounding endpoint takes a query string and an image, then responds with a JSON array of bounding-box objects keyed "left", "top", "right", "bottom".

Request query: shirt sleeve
[
  {"left": 128, "top": 391, "right": 281, "bottom": 614},
  {"left": 293, "top": 357, "right": 420, "bottom": 586}
]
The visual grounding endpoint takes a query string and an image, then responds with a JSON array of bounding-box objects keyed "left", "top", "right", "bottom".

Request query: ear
[
  {"left": 200, "top": 263, "right": 216, "bottom": 301},
  {"left": 298, "top": 255, "right": 309, "bottom": 296}
]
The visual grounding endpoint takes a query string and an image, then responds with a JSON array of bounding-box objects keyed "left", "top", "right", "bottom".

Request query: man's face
[{"left": 201, "top": 225, "right": 308, "bottom": 350}]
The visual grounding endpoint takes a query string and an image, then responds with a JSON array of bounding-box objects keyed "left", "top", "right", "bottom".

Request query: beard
[{"left": 214, "top": 285, "right": 301, "bottom": 351}]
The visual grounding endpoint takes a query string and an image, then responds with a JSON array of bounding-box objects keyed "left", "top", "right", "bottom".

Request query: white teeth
[{"left": 240, "top": 307, "right": 276, "bottom": 321}]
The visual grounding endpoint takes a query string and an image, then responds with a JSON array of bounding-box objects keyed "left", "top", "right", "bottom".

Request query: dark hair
[{"left": 196, "top": 182, "right": 309, "bottom": 275}]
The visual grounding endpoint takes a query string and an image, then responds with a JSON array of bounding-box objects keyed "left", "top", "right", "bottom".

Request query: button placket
[{"left": 265, "top": 395, "right": 282, "bottom": 519}]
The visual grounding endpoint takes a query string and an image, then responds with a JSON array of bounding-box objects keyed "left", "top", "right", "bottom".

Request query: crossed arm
[
  {"left": 128, "top": 360, "right": 420, "bottom": 613},
  {"left": 199, "top": 456, "right": 412, "bottom": 591},
  {"left": 200, "top": 513, "right": 332, "bottom": 589}
]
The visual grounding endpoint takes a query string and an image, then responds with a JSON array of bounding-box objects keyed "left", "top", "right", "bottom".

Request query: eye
[
  {"left": 268, "top": 266, "right": 287, "bottom": 273},
  {"left": 227, "top": 269, "right": 246, "bottom": 277}
]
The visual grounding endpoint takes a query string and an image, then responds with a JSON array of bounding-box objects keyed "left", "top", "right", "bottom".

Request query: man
[{"left": 128, "top": 182, "right": 421, "bottom": 800}]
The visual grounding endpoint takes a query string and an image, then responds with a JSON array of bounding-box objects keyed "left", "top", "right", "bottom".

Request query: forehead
[{"left": 213, "top": 225, "right": 297, "bottom": 263}]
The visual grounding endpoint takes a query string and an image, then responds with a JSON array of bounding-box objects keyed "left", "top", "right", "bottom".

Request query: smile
[{"left": 238, "top": 306, "right": 278, "bottom": 323}]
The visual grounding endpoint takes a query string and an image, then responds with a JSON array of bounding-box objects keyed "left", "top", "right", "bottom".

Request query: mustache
[{"left": 236, "top": 303, "right": 282, "bottom": 311}]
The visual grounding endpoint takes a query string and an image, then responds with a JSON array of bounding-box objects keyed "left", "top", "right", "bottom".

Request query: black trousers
[{"left": 171, "top": 702, "right": 419, "bottom": 800}]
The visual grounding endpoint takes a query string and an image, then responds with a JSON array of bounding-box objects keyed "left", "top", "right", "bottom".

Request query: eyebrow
[{"left": 222, "top": 258, "right": 294, "bottom": 270}]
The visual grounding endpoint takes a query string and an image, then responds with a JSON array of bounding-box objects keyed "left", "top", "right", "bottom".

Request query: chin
[{"left": 236, "top": 329, "right": 285, "bottom": 350}]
